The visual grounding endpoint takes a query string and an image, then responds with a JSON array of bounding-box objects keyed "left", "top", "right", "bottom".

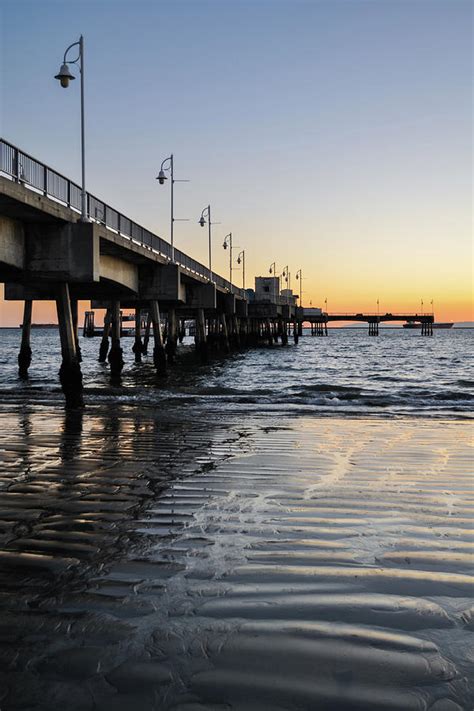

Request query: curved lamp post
[
  {"left": 54, "top": 35, "right": 89, "bottom": 222},
  {"left": 237, "top": 250, "right": 245, "bottom": 290},
  {"left": 282, "top": 266, "right": 290, "bottom": 304},
  {"left": 157, "top": 154, "right": 189, "bottom": 263},
  {"left": 269, "top": 262, "right": 278, "bottom": 303},
  {"left": 199, "top": 205, "right": 212, "bottom": 281},
  {"left": 222, "top": 233, "right": 233, "bottom": 289},
  {"left": 295, "top": 268, "right": 302, "bottom": 306}
]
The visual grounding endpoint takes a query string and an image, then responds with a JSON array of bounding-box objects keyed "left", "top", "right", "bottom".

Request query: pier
[
  {"left": 0, "top": 140, "right": 435, "bottom": 405},
  {"left": 0, "top": 140, "right": 301, "bottom": 406},
  {"left": 302, "top": 309, "right": 434, "bottom": 336}
]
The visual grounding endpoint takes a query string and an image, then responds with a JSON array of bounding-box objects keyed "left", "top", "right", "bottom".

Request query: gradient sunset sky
[{"left": 0, "top": 0, "right": 472, "bottom": 325}]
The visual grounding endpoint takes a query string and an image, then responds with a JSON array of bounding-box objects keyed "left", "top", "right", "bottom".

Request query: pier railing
[{"left": 0, "top": 139, "right": 246, "bottom": 299}]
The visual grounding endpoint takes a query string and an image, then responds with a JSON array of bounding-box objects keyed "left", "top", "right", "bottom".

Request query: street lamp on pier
[
  {"left": 295, "top": 269, "right": 302, "bottom": 306},
  {"left": 156, "top": 155, "right": 189, "bottom": 263},
  {"left": 222, "top": 233, "right": 233, "bottom": 289},
  {"left": 54, "top": 35, "right": 89, "bottom": 222},
  {"left": 199, "top": 205, "right": 213, "bottom": 281},
  {"left": 269, "top": 262, "right": 278, "bottom": 303},
  {"left": 237, "top": 250, "right": 246, "bottom": 290},
  {"left": 282, "top": 266, "right": 290, "bottom": 304}
]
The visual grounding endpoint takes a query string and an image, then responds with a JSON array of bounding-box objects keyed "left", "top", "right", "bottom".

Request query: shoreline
[{"left": 0, "top": 406, "right": 472, "bottom": 709}]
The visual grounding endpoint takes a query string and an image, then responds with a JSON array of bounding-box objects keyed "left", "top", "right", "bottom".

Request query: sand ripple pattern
[{"left": 0, "top": 408, "right": 472, "bottom": 710}]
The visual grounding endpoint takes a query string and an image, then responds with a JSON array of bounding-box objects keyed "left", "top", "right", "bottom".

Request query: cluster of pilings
[
  {"left": 368, "top": 319, "right": 379, "bottom": 336},
  {"left": 18, "top": 293, "right": 302, "bottom": 408},
  {"left": 310, "top": 320, "right": 328, "bottom": 336},
  {"left": 421, "top": 321, "right": 434, "bottom": 336}
]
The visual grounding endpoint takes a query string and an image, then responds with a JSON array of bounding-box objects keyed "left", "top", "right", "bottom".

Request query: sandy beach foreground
[{"left": 0, "top": 405, "right": 472, "bottom": 710}]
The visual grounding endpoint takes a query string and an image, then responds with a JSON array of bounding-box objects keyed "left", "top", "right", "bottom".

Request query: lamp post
[
  {"left": 282, "top": 266, "right": 290, "bottom": 304},
  {"left": 157, "top": 155, "right": 189, "bottom": 263},
  {"left": 222, "top": 233, "right": 233, "bottom": 289},
  {"left": 295, "top": 269, "right": 302, "bottom": 306},
  {"left": 269, "top": 262, "right": 278, "bottom": 303},
  {"left": 199, "top": 205, "right": 212, "bottom": 281},
  {"left": 237, "top": 250, "right": 245, "bottom": 290},
  {"left": 54, "top": 35, "right": 89, "bottom": 222}
]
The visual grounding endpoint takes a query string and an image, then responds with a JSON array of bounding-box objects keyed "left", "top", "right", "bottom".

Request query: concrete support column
[
  {"left": 142, "top": 311, "right": 151, "bottom": 354},
  {"left": 108, "top": 301, "right": 124, "bottom": 378},
  {"left": 150, "top": 300, "right": 166, "bottom": 375},
  {"left": 71, "top": 299, "right": 82, "bottom": 362},
  {"left": 232, "top": 315, "right": 241, "bottom": 349},
  {"left": 219, "top": 312, "right": 230, "bottom": 354},
  {"left": 165, "top": 308, "right": 178, "bottom": 363},
  {"left": 178, "top": 319, "right": 185, "bottom": 344},
  {"left": 18, "top": 300, "right": 32, "bottom": 379},
  {"left": 293, "top": 320, "right": 299, "bottom": 344},
  {"left": 132, "top": 307, "right": 142, "bottom": 363},
  {"left": 99, "top": 308, "right": 111, "bottom": 362},
  {"left": 56, "top": 284, "right": 83, "bottom": 407},
  {"left": 298, "top": 321, "right": 303, "bottom": 337},
  {"left": 195, "top": 308, "right": 208, "bottom": 362},
  {"left": 280, "top": 319, "right": 288, "bottom": 346}
]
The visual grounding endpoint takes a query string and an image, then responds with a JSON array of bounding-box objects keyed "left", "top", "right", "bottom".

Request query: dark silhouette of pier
[{"left": 0, "top": 139, "right": 434, "bottom": 405}]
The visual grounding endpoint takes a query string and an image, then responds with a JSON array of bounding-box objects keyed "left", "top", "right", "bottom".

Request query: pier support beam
[
  {"left": 219, "top": 313, "right": 230, "bottom": 354},
  {"left": 108, "top": 302, "right": 124, "bottom": 378},
  {"left": 165, "top": 308, "right": 178, "bottom": 363},
  {"left": 150, "top": 300, "right": 166, "bottom": 375},
  {"left": 56, "top": 284, "right": 83, "bottom": 408},
  {"left": 132, "top": 307, "right": 142, "bottom": 363},
  {"left": 18, "top": 300, "right": 32, "bottom": 379},
  {"left": 98, "top": 308, "right": 111, "bottom": 362},
  {"left": 195, "top": 308, "right": 208, "bottom": 362},
  {"left": 71, "top": 299, "right": 82, "bottom": 362},
  {"left": 142, "top": 311, "right": 151, "bottom": 354}
]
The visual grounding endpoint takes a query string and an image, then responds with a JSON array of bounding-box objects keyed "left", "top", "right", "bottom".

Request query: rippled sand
[{"left": 0, "top": 405, "right": 472, "bottom": 710}]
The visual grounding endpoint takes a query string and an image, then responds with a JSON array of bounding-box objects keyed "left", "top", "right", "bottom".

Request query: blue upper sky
[{"left": 0, "top": 0, "right": 472, "bottom": 318}]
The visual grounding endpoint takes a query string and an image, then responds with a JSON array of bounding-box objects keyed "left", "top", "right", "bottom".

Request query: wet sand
[{"left": 0, "top": 404, "right": 472, "bottom": 710}]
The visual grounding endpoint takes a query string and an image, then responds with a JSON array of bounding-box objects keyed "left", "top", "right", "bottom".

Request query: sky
[{"left": 0, "top": 0, "right": 472, "bottom": 326}]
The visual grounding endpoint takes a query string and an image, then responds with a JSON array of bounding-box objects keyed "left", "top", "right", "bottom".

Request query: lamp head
[
  {"left": 237, "top": 257, "right": 241, "bottom": 265},
  {"left": 296, "top": 273, "right": 299, "bottom": 280},
  {"left": 156, "top": 169, "right": 167, "bottom": 185},
  {"left": 269, "top": 267, "right": 272, "bottom": 274},
  {"left": 199, "top": 216, "right": 206, "bottom": 227},
  {"left": 223, "top": 241, "right": 227, "bottom": 249},
  {"left": 55, "top": 63, "right": 75, "bottom": 88}
]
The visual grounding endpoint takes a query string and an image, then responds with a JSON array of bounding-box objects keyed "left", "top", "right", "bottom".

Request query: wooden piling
[
  {"left": 56, "top": 284, "right": 83, "bottom": 407},
  {"left": 18, "top": 299, "right": 32, "bottom": 379},
  {"left": 219, "top": 313, "right": 230, "bottom": 354}
]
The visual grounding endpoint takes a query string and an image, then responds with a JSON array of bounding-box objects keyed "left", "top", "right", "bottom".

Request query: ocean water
[
  {"left": 0, "top": 326, "right": 473, "bottom": 711},
  {"left": 0, "top": 326, "right": 472, "bottom": 417}
]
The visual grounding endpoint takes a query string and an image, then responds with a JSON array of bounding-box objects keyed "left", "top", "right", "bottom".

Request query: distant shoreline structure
[{"left": 19, "top": 324, "right": 58, "bottom": 329}]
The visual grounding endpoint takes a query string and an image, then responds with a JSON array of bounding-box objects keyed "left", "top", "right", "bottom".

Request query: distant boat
[
  {"left": 19, "top": 323, "right": 58, "bottom": 329},
  {"left": 403, "top": 322, "right": 453, "bottom": 329}
]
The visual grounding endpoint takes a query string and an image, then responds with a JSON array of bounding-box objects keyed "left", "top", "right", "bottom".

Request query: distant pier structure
[{"left": 302, "top": 310, "right": 434, "bottom": 336}]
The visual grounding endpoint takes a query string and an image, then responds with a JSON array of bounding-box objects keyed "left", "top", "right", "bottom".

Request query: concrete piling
[
  {"left": 18, "top": 300, "right": 32, "bottom": 379},
  {"left": 150, "top": 300, "right": 167, "bottom": 375},
  {"left": 98, "top": 308, "right": 112, "bottom": 362},
  {"left": 108, "top": 301, "right": 124, "bottom": 378},
  {"left": 195, "top": 308, "right": 208, "bottom": 362},
  {"left": 132, "top": 307, "right": 142, "bottom": 363},
  {"left": 142, "top": 311, "right": 151, "bottom": 354},
  {"left": 165, "top": 308, "right": 178, "bottom": 363},
  {"left": 71, "top": 299, "right": 82, "bottom": 362},
  {"left": 56, "top": 284, "right": 83, "bottom": 408}
]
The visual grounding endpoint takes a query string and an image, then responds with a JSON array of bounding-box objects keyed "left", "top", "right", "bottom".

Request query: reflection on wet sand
[{"left": 0, "top": 407, "right": 472, "bottom": 710}]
